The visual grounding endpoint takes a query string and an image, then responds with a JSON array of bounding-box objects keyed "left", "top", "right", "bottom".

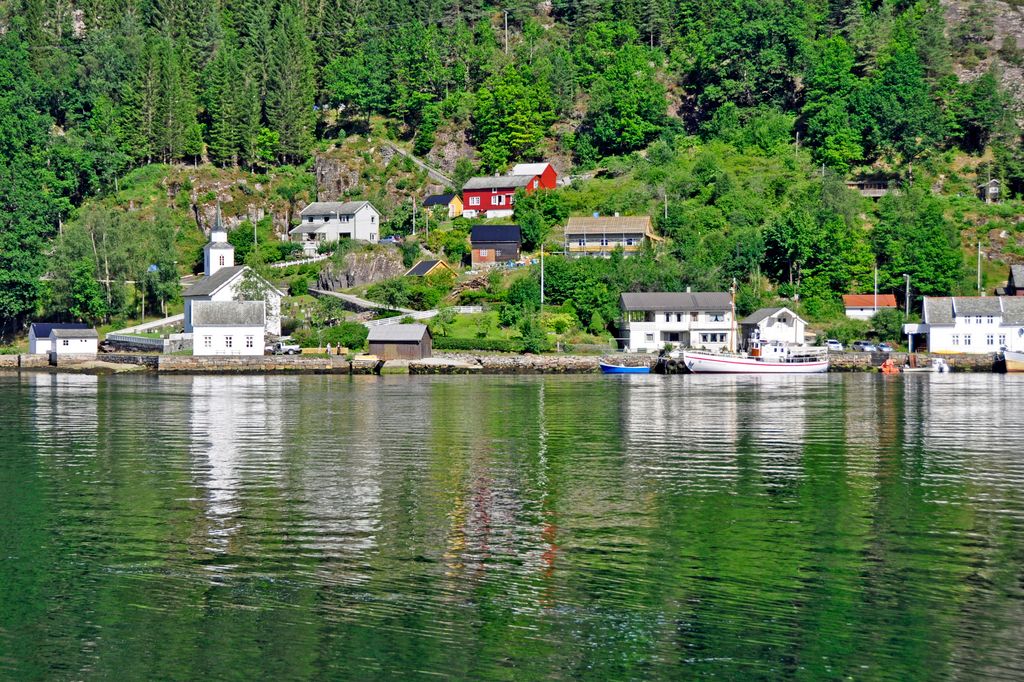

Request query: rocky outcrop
[{"left": 317, "top": 247, "right": 406, "bottom": 291}]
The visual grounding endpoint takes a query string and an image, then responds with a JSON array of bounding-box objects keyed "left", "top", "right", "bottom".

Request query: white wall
[
  {"left": 845, "top": 306, "right": 895, "bottom": 320},
  {"left": 50, "top": 337, "right": 98, "bottom": 356},
  {"left": 28, "top": 331, "right": 47, "bottom": 354},
  {"left": 622, "top": 311, "right": 733, "bottom": 352},
  {"left": 745, "top": 312, "right": 805, "bottom": 347},
  {"left": 193, "top": 325, "right": 265, "bottom": 356},
  {"left": 926, "top": 319, "right": 1024, "bottom": 354},
  {"left": 185, "top": 274, "right": 282, "bottom": 336}
]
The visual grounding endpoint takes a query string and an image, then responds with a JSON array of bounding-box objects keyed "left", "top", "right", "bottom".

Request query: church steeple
[{"left": 203, "top": 203, "right": 234, "bottom": 276}]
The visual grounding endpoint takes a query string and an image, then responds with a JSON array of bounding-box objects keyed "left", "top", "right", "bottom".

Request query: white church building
[{"left": 183, "top": 212, "right": 284, "bottom": 337}]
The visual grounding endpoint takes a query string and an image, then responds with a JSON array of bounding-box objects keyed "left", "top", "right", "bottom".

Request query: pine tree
[{"left": 265, "top": 3, "right": 315, "bottom": 163}]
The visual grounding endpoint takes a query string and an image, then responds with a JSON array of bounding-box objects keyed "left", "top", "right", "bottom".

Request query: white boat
[
  {"left": 902, "top": 358, "right": 949, "bottom": 373},
  {"left": 682, "top": 341, "right": 829, "bottom": 374},
  {"left": 1004, "top": 350, "right": 1024, "bottom": 372}
]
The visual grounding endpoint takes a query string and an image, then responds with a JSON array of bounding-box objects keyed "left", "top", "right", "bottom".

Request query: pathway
[{"left": 385, "top": 143, "right": 454, "bottom": 187}]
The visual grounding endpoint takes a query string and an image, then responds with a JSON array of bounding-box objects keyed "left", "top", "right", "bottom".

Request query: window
[
  {"left": 625, "top": 238, "right": 634, "bottom": 246},
  {"left": 976, "top": 316, "right": 982, "bottom": 324},
  {"left": 700, "top": 333, "right": 726, "bottom": 343},
  {"left": 246, "top": 336, "right": 254, "bottom": 348},
  {"left": 533, "top": 180, "right": 538, "bottom": 189},
  {"left": 987, "top": 316, "right": 994, "bottom": 324},
  {"left": 494, "top": 195, "right": 506, "bottom": 206},
  {"left": 987, "top": 334, "right": 994, "bottom": 346},
  {"left": 600, "top": 237, "right": 609, "bottom": 246},
  {"left": 370, "top": 233, "right": 376, "bottom": 241},
  {"left": 479, "top": 249, "right": 489, "bottom": 257},
  {"left": 307, "top": 216, "right": 313, "bottom": 223},
  {"left": 690, "top": 312, "right": 699, "bottom": 322},
  {"left": 219, "top": 255, "right": 225, "bottom": 266},
  {"left": 469, "top": 196, "right": 480, "bottom": 206},
  {"left": 577, "top": 238, "right": 586, "bottom": 246},
  {"left": 665, "top": 313, "right": 672, "bottom": 322},
  {"left": 371, "top": 216, "right": 376, "bottom": 223},
  {"left": 676, "top": 313, "right": 683, "bottom": 322},
  {"left": 225, "top": 336, "right": 233, "bottom": 349},
  {"left": 709, "top": 312, "right": 726, "bottom": 322},
  {"left": 999, "top": 334, "right": 1006, "bottom": 346},
  {"left": 62, "top": 339, "right": 69, "bottom": 346},
  {"left": 964, "top": 316, "right": 970, "bottom": 324},
  {"left": 645, "top": 333, "right": 654, "bottom": 342},
  {"left": 203, "top": 336, "right": 212, "bottom": 348},
  {"left": 964, "top": 334, "right": 972, "bottom": 346},
  {"left": 952, "top": 335, "right": 959, "bottom": 346}
]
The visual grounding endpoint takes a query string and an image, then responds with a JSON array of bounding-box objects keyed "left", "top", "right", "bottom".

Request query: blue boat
[{"left": 599, "top": 362, "right": 651, "bottom": 374}]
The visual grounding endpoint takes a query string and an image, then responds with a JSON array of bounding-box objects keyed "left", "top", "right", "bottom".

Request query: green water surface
[{"left": 1, "top": 372, "right": 1022, "bottom": 680}]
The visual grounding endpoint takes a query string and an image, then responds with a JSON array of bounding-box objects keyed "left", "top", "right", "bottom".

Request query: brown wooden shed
[{"left": 367, "top": 324, "right": 433, "bottom": 360}]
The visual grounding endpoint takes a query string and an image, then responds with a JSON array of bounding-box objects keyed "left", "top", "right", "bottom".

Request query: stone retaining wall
[
  {"left": 103, "top": 353, "right": 160, "bottom": 368},
  {"left": 411, "top": 353, "right": 654, "bottom": 374},
  {"left": 156, "top": 355, "right": 378, "bottom": 374}
]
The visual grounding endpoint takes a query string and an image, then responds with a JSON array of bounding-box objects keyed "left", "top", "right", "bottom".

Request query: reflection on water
[{"left": 1, "top": 372, "right": 1024, "bottom": 680}]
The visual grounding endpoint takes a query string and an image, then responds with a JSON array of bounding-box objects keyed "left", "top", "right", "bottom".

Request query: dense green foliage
[{"left": 2, "top": 0, "right": 1023, "bottom": 333}]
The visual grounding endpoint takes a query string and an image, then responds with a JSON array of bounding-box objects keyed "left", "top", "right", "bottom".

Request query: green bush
[
  {"left": 433, "top": 336, "right": 520, "bottom": 352},
  {"left": 322, "top": 322, "right": 369, "bottom": 349},
  {"left": 289, "top": 277, "right": 309, "bottom": 296}
]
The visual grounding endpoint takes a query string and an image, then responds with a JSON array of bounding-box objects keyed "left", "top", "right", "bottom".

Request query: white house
[
  {"left": 184, "top": 218, "right": 283, "bottom": 337},
  {"left": 619, "top": 291, "right": 733, "bottom": 353},
  {"left": 739, "top": 307, "right": 807, "bottom": 350},
  {"left": 905, "top": 296, "right": 1024, "bottom": 354},
  {"left": 843, "top": 294, "right": 899, "bottom": 320},
  {"left": 192, "top": 301, "right": 266, "bottom": 356},
  {"left": 48, "top": 327, "right": 99, "bottom": 358},
  {"left": 28, "top": 323, "right": 91, "bottom": 354},
  {"left": 290, "top": 201, "right": 380, "bottom": 254}
]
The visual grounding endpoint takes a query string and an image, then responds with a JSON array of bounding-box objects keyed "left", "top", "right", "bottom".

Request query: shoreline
[{"left": 0, "top": 350, "right": 1005, "bottom": 375}]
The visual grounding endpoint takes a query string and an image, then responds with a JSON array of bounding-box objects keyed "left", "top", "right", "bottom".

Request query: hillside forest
[{"left": 2, "top": 0, "right": 1024, "bottom": 335}]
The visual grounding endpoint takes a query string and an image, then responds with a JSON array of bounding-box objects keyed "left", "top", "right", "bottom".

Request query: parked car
[
  {"left": 379, "top": 236, "right": 401, "bottom": 244},
  {"left": 852, "top": 340, "right": 877, "bottom": 352},
  {"left": 877, "top": 342, "right": 895, "bottom": 353},
  {"left": 267, "top": 340, "right": 301, "bottom": 355},
  {"left": 825, "top": 339, "right": 844, "bottom": 352}
]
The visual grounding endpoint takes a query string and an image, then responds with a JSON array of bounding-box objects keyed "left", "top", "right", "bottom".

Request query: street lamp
[{"left": 903, "top": 273, "right": 910, "bottom": 320}]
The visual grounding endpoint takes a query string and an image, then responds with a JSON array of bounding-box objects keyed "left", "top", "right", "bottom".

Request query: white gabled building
[
  {"left": 619, "top": 291, "right": 733, "bottom": 353},
  {"left": 290, "top": 201, "right": 381, "bottom": 254},
  {"left": 184, "top": 216, "right": 284, "bottom": 337},
  {"left": 48, "top": 327, "right": 99, "bottom": 357},
  {"left": 28, "top": 323, "right": 91, "bottom": 354},
  {"left": 192, "top": 301, "right": 266, "bottom": 356},
  {"left": 906, "top": 296, "right": 1024, "bottom": 353},
  {"left": 739, "top": 307, "right": 808, "bottom": 350}
]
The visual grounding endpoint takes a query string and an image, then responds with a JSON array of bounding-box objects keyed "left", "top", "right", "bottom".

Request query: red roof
[{"left": 843, "top": 294, "right": 898, "bottom": 308}]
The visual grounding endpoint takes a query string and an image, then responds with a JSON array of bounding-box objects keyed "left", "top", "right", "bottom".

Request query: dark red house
[
  {"left": 462, "top": 162, "right": 557, "bottom": 219},
  {"left": 512, "top": 163, "right": 558, "bottom": 189}
]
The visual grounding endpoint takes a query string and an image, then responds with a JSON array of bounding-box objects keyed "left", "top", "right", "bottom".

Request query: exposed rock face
[
  {"left": 314, "top": 155, "right": 361, "bottom": 201},
  {"left": 942, "top": 0, "right": 1024, "bottom": 119},
  {"left": 317, "top": 248, "right": 406, "bottom": 291}
]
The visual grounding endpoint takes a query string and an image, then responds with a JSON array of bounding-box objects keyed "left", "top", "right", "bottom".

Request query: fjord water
[{"left": 2, "top": 373, "right": 1023, "bottom": 680}]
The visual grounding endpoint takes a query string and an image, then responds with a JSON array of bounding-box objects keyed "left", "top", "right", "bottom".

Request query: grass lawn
[{"left": 443, "top": 311, "right": 516, "bottom": 340}]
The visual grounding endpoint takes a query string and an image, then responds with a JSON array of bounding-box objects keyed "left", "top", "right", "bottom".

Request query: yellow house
[
  {"left": 423, "top": 194, "right": 463, "bottom": 219},
  {"left": 564, "top": 215, "right": 660, "bottom": 257}
]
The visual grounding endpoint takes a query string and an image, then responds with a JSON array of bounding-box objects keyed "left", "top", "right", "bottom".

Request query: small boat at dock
[
  {"left": 1003, "top": 350, "right": 1024, "bottom": 372},
  {"left": 599, "top": 362, "right": 651, "bottom": 374}
]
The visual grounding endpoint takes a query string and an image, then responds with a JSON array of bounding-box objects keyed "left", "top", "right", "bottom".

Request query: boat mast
[{"left": 730, "top": 278, "right": 737, "bottom": 353}]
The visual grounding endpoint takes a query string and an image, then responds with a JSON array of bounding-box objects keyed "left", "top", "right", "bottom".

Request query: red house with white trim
[
  {"left": 462, "top": 162, "right": 558, "bottom": 219},
  {"left": 512, "top": 163, "right": 557, "bottom": 189}
]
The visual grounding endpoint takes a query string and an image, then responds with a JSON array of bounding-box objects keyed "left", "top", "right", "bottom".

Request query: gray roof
[
  {"left": 289, "top": 223, "right": 323, "bottom": 235},
  {"left": 50, "top": 327, "right": 98, "bottom": 339},
  {"left": 300, "top": 201, "right": 374, "bottom": 216},
  {"left": 204, "top": 241, "right": 234, "bottom": 250},
  {"left": 923, "top": 296, "right": 1024, "bottom": 325},
  {"left": 740, "top": 307, "right": 786, "bottom": 325},
  {"left": 30, "top": 322, "right": 90, "bottom": 337},
  {"left": 620, "top": 291, "right": 731, "bottom": 312},
  {"left": 183, "top": 266, "right": 246, "bottom": 297},
  {"left": 368, "top": 324, "right": 431, "bottom": 342},
  {"left": 1010, "top": 264, "right": 1024, "bottom": 289},
  {"left": 191, "top": 301, "right": 266, "bottom": 327},
  {"left": 463, "top": 175, "right": 536, "bottom": 190}
]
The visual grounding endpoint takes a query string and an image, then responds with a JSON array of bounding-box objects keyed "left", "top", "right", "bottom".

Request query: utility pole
[
  {"left": 540, "top": 246, "right": 545, "bottom": 312},
  {"left": 663, "top": 190, "right": 668, "bottom": 220},
  {"left": 977, "top": 241, "right": 982, "bottom": 294},
  {"left": 504, "top": 11, "right": 508, "bottom": 54},
  {"left": 412, "top": 196, "right": 416, "bottom": 236},
  {"left": 873, "top": 265, "right": 878, "bottom": 315}
]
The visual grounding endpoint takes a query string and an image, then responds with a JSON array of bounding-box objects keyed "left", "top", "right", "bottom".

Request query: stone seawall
[
  {"left": 156, "top": 355, "right": 379, "bottom": 374},
  {"left": 411, "top": 353, "right": 653, "bottom": 374},
  {"left": 829, "top": 351, "right": 1000, "bottom": 372}
]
